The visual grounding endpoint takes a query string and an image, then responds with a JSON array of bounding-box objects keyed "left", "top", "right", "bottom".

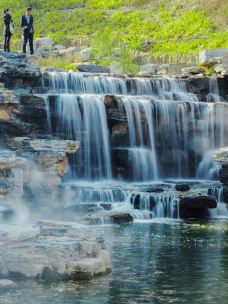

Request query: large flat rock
[
  {"left": 0, "top": 221, "right": 111, "bottom": 282},
  {"left": 0, "top": 52, "right": 41, "bottom": 81}
]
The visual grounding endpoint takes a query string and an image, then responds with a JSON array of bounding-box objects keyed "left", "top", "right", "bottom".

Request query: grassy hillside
[{"left": 0, "top": 0, "right": 227, "bottom": 70}]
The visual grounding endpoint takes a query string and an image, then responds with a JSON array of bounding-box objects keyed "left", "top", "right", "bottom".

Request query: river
[{"left": 1, "top": 219, "right": 228, "bottom": 304}]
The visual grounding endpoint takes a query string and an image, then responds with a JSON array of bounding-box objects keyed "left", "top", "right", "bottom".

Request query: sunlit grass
[{"left": 0, "top": 0, "right": 227, "bottom": 72}]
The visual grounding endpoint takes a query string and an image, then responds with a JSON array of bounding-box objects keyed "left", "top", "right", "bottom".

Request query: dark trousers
[
  {"left": 22, "top": 32, "right": 34, "bottom": 55},
  {"left": 4, "top": 34, "right": 11, "bottom": 52}
]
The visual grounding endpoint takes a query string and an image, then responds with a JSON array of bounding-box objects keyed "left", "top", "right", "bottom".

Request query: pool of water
[{"left": 1, "top": 219, "right": 228, "bottom": 304}]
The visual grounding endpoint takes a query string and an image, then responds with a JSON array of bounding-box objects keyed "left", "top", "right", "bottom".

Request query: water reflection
[{"left": 1, "top": 221, "right": 228, "bottom": 304}]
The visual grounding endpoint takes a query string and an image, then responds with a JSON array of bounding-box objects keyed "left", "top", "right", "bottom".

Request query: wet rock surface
[
  {"left": 179, "top": 195, "right": 217, "bottom": 219},
  {"left": 8, "top": 137, "right": 80, "bottom": 175},
  {"left": 175, "top": 184, "right": 191, "bottom": 192},
  {"left": 85, "top": 211, "right": 134, "bottom": 225},
  {"left": 179, "top": 195, "right": 217, "bottom": 209}
]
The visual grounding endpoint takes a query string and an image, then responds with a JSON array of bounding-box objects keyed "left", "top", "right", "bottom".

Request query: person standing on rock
[
  {"left": 21, "top": 7, "right": 34, "bottom": 55},
  {"left": 2, "top": 9, "right": 14, "bottom": 52}
]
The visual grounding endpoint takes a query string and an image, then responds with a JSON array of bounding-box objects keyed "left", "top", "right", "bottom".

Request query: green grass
[{"left": 0, "top": 0, "right": 227, "bottom": 71}]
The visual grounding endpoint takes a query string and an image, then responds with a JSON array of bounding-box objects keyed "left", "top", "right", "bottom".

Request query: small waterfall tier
[
  {"left": 41, "top": 72, "right": 228, "bottom": 219},
  {"left": 44, "top": 72, "right": 228, "bottom": 181},
  {"left": 208, "top": 187, "right": 228, "bottom": 217},
  {"left": 60, "top": 181, "right": 227, "bottom": 220},
  {"left": 56, "top": 94, "right": 111, "bottom": 180}
]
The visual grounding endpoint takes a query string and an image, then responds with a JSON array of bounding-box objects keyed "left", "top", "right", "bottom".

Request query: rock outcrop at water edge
[{"left": 0, "top": 221, "right": 111, "bottom": 282}]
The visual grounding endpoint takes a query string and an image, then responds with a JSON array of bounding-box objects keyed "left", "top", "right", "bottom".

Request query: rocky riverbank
[{"left": 1, "top": 50, "right": 228, "bottom": 285}]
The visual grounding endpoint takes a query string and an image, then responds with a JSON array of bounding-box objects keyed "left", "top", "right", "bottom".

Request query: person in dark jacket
[
  {"left": 2, "top": 9, "right": 12, "bottom": 52},
  {"left": 21, "top": 7, "right": 34, "bottom": 55}
]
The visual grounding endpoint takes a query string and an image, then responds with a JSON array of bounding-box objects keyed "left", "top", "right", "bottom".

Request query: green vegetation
[{"left": 0, "top": 0, "right": 227, "bottom": 71}]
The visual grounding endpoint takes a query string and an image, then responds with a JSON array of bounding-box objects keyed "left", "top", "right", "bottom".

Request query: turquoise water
[{"left": 1, "top": 220, "right": 228, "bottom": 304}]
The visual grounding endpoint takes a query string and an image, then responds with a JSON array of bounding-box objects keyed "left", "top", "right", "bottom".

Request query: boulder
[
  {"left": 109, "top": 62, "right": 124, "bottom": 74},
  {"left": 181, "top": 66, "right": 204, "bottom": 76},
  {"left": 80, "top": 48, "right": 92, "bottom": 62},
  {"left": 35, "top": 38, "right": 55, "bottom": 50},
  {"left": 0, "top": 222, "right": 111, "bottom": 282},
  {"left": 179, "top": 195, "right": 217, "bottom": 209},
  {"left": 138, "top": 64, "right": 158, "bottom": 76},
  {"left": 157, "top": 64, "right": 169, "bottom": 75},
  {"left": 77, "top": 64, "right": 111, "bottom": 73},
  {"left": 86, "top": 211, "right": 133, "bottom": 224},
  {"left": 53, "top": 44, "right": 65, "bottom": 51},
  {"left": 199, "top": 48, "right": 228, "bottom": 66},
  {"left": 179, "top": 194, "right": 217, "bottom": 219},
  {"left": 158, "top": 63, "right": 187, "bottom": 76},
  {"left": 0, "top": 52, "right": 41, "bottom": 84},
  {"left": 59, "top": 47, "right": 80, "bottom": 57},
  {"left": 175, "top": 184, "right": 190, "bottom": 192},
  {"left": 140, "top": 185, "right": 165, "bottom": 193}
]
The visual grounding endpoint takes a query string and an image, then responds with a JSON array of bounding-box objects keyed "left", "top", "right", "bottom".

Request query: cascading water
[
  {"left": 119, "top": 97, "right": 158, "bottom": 180},
  {"left": 207, "top": 77, "right": 222, "bottom": 102},
  {"left": 208, "top": 188, "right": 228, "bottom": 217},
  {"left": 43, "top": 72, "right": 228, "bottom": 218},
  {"left": 56, "top": 94, "right": 112, "bottom": 180},
  {"left": 130, "top": 191, "right": 180, "bottom": 219},
  {"left": 117, "top": 98, "right": 226, "bottom": 179}
]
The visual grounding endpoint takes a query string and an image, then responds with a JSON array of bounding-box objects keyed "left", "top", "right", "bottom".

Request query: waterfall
[
  {"left": 40, "top": 71, "right": 228, "bottom": 219},
  {"left": 119, "top": 97, "right": 158, "bottom": 180},
  {"left": 196, "top": 151, "right": 220, "bottom": 180},
  {"left": 56, "top": 94, "right": 112, "bottom": 180},
  {"left": 207, "top": 77, "right": 221, "bottom": 102},
  {"left": 47, "top": 72, "right": 128, "bottom": 95},
  {"left": 208, "top": 188, "right": 228, "bottom": 217},
  {"left": 130, "top": 192, "right": 180, "bottom": 219},
  {"left": 44, "top": 96, "right": 52, "bottom": 134},
  {"left": 44, "top": 72, "right": 198, "bottom": 98},
  {"left": 44, "top": 72, "right": 226, "bottom": 185},
  {"left": 117, "top": 98, "right": 226, "bottom": 179}
]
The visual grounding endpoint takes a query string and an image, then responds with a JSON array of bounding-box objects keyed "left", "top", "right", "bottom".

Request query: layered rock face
[
  {"left": 0, "top": 139, "right": 79, "bottom": 204},
  {"left": 104, "top": 94, "right": 228, "bottom": 180},
  {"left": 0, "top": 221, "right": 110, "bottom": 282},
  {"left": 0, "top": 52, "right": 114, "bottom": 283},
  {"left": 0, "top": 52, "right": 41, "bottom": 89}
]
